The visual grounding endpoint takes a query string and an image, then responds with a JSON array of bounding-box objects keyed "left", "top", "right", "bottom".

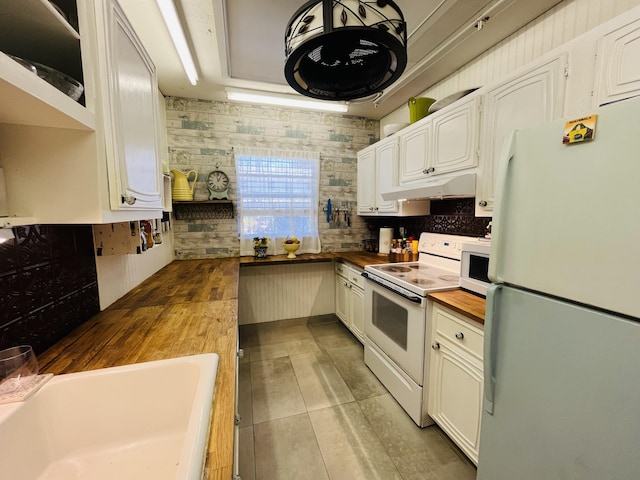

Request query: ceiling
[{"left": 120, "top": 0, "right": 562, "bottom": 120}]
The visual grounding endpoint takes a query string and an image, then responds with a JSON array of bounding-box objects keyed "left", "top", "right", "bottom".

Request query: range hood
[{"left": 381, "top": 174, "right": 476, "bottom": 201}]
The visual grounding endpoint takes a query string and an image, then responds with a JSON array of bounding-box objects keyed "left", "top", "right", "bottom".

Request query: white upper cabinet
[
  {"left": 431, "top": 95, "right": 481, "bottom": 176},
  {"left": 357, "top": 138, "right": 399, "bottom": 215},
  {"left": 398, "top": 119, "right": 431, "bottom": 185},
  {"left": 0, "top": 0, "right": 162, "bottom": 225},
  {"left": 356, "top": 145, "right": 377, "bottom": 214},
  {"left": 594, "top": 14, "right": 640, "bottom": 106},
  {"left": 476, "top": 53, "right": 567, "bottom": 217},
  {"left": 97, "top": 0, "right": 162, "bottom": 211},
  {"left": 375, "top": 137, "right": 400, "bottom": 214},
  {"left": 357, "top": 138, "right": 429, "bottom": 217},
  {"left": 398, "top": 93, "right": 480, "bottom": 186}
]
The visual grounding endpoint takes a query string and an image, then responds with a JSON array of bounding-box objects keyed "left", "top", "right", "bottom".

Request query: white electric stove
[{"left": 362, "top": 232, "right": 483, "bottom": 427}]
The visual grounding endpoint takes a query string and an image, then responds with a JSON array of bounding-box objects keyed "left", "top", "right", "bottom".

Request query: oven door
[{"left": 364, "top": 276, "right": 426, "bottom": 385}]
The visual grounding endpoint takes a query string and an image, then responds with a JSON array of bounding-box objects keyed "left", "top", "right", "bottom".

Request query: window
[{"left": 234, "top": 147, "right": 321, "bottom": 256}]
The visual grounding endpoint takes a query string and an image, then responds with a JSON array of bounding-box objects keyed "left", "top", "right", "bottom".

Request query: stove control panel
[{"left": 418, "top": 233, "right": 482, "bottom": 260}]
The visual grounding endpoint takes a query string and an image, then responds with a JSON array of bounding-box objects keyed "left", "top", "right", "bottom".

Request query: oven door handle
[{"left": 361, "top": 272, "right": 423, "bottom": 304}]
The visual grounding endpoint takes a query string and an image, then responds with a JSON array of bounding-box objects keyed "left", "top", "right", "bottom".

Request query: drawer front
[
  {"left": 433, "top": 303, "right": 483, "bottom": 360},
  {"left": 347, "top": 266, "right": 365, "bottom": 289},
  {"left": 335, "top": 262, "right": 348, "bottom": 278}
]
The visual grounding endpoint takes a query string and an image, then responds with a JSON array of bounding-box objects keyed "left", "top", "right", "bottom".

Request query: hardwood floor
[{"left": 238, "top": 317, "right": 477, "bottom": 480}]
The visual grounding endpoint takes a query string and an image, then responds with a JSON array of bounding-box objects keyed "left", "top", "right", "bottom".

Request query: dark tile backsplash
[
  {"left": 0, "top": 225, "right": 99, "bottom": 355},
  {"left": 365, "top": 198, "right": 491, "bottom": 239}
]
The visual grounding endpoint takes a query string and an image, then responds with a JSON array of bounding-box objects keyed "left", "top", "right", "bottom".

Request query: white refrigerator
[{"left": 477, "top": 96, "right": 640, "bottom": 480}]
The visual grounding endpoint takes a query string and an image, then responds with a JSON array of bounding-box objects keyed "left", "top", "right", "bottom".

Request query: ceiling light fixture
[
  {"left": 284, "top": 0, "right": 407, "bottom": 101},
  {"left": 156, "top": 0, "right": 199, "bottom": 85},
  {"left": 226, "top": 88, "right": 348, "bottom": 113}
]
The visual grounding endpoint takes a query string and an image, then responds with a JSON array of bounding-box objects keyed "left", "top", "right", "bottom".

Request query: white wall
[
  {"left": 95, "top": 228, "right": 174, "bottom": 309},
  {"left": 382, "top": 0, "right": 640, "bottom": 128}
]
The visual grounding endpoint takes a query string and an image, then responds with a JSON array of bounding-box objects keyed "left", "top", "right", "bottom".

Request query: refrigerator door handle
[
  {"left": 483, "top": 283, "right": 502, "bottom": 415},
  {"left": 488, "top": 130, "right": 516, "bottom": 284}
]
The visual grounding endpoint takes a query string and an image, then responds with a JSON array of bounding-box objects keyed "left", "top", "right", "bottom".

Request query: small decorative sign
[{"left": 563, "top": 114, "right": 597, "bottom": 144}]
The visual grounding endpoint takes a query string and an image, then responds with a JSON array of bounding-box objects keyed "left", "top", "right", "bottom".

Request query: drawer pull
[
  {"left": 431, "top": 342, "right": 440, "bottom": 350},
  {"left": 455, "top": 332, "right": 465, "bottom": 340}
]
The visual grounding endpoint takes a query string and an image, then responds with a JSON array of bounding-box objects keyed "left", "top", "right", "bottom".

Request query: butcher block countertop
[{"left": 36, "top": 251, "right": 483, "bottom": 480}]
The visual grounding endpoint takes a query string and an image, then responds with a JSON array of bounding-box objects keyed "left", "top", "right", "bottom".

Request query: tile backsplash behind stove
[{"left": 365, "top": 198, "right": 491, "bottom": 240}]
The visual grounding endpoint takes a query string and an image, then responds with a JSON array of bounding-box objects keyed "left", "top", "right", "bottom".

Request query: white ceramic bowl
[{"left": 383, "top": 123, "right": 409, "bottom": 137}]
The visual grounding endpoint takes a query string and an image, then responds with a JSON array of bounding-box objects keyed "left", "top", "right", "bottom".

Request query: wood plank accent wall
[{"left": 238, "top": 262, "right": 335, "bottom": 324}]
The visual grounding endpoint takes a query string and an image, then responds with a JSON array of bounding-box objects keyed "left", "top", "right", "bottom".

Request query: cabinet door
[
  {"left": 357, "top": 146, "right": 376, "bottom": 215},
  {"left": 429, "top": 338, "right": 483, "bottom": 465},
  {"left": 349, "top": 285, "right": 365, "bottom": 344},
  {"left": 375, "top": 138, "right": 399, "bottom": 214},
  {"left": 431, "top": 95, "right": 480, "bottom": 176},
  {"left": 335, "top": 276, "right": 350, "bottom": 325},
  {"left": 594, "top": 15, "right": 640, "bottom": 106},
  {"left": 476, "top": 54, "right": 567, "bottom": 217},
  {"left": 398, "top": 121, "right": 431, "bottom": 185},
  {"left": 101, "top": 0, "right": 162, "bottom": 211}
]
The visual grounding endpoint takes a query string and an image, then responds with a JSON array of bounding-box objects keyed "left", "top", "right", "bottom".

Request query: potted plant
[{"left": 253, "top": 237, "right": 269, "bottom": 258}]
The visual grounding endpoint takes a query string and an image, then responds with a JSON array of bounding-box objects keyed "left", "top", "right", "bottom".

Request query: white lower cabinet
[
  {"left": 334, "top": 262, "right": 365, "bottom": 343},
  {"left": 428, "top": 302, "right": 484, "bottom": 465}
]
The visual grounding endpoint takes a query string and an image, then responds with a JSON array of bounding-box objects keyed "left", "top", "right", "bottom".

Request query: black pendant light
[{"left": 284, "top": 0, "right": 407, "bottom": 101}]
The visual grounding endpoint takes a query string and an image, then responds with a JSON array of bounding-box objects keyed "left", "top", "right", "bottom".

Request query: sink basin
[{"left": 0, "top": 353, "right": 219, "bottom": 480}]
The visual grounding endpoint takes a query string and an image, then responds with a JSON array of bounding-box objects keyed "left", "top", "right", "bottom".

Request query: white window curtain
[{"left": 234, "top": 146, "right": 321, "bottom": 256}]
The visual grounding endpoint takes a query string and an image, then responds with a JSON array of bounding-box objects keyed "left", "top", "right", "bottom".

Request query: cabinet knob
[
  {"left": 479, "top": 200, "right": 488, "bottom": 207},
  {"left": 425, "top": 167, "right": 435, "bottom": 174},
  {"left": 374, "top": 207, "right": 379, "bottom": 211},
  {"left": 422, "top": 168, "right": 429, "bottom": 174},
  {"left": 237, "top": 348, "right": 245, "bottom": 358},
  {"left": 431, "top": 342, "right": 440, "bottom": 350},
  {"left": 122, "top": 194, "right": 137, "bottom": 205},
  {"left": 235, "top": 414, "right": 242, "bottom": 425},
  {"left": 455, "top": 332, "right": 464, "bottom": 340},
  {"left": 369, "top": 207, "right": 374, "bottom": 211}
]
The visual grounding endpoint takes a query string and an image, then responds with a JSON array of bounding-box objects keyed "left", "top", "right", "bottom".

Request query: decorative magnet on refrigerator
[{"left": 563, "top": 114, "right": 597, "bottom": 144}]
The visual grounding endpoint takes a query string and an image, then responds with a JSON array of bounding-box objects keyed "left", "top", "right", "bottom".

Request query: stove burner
[
  {"left": 411, "top": 278, "right": 436, "bottom": 286},
  {"left": 439, "top": 275, "right": 459, "bottom": 282},
  {"left": 380, "top": 265, "right": 412, "bottom": 273}
]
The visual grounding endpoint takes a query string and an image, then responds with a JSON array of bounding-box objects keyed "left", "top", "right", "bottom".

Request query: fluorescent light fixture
[
  {"left": 226, "top": 88, "right": 348, "bottom": 113},
  {"left": 0, "top": 228, "right": 14, "bottom": 244},
  {"left": 156, "top": 0, "right": 198, "bottom": 85}
]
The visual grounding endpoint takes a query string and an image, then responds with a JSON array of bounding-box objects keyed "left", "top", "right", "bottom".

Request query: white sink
[{"left": 0, "top": 353, "right": 219, "bottom": 480}]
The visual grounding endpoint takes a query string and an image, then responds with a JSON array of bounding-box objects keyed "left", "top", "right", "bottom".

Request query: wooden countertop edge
[
  {"left": 238, "top": 251, "right": 398, "bottom": 269},
  {"left": 428, "top": 290, "right": 486, "bottom": 325}
]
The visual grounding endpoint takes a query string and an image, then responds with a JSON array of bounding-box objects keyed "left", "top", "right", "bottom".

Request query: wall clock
[{"left": 207, "top": 170, "right": 229, "bottom": 200}]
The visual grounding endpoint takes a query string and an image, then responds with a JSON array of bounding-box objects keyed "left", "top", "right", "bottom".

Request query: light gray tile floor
[{"left": 238, "top": 317, "right": 477, "bottom": 480}]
